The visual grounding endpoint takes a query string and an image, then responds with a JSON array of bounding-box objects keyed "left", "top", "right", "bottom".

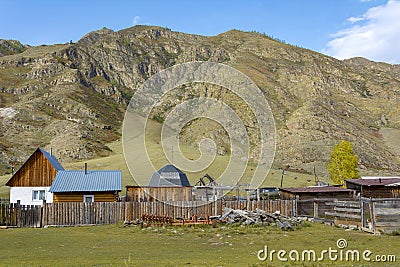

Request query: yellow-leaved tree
[{"left": 327, "top": 140, "right": 360, "bottom": 186}]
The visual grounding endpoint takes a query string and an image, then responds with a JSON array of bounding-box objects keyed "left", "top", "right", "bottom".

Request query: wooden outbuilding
[
  {"left": 279, "top": 186, "right": 355, "bottom": 217},
  {"left": 279, "top": 186, "right": 355, "bottom": 200},
  {"left": 126, "top": 186, "right": 193, "bottom": 202},
  {"left": 345, "top": 177, "right": 400, "bottom": 198}
]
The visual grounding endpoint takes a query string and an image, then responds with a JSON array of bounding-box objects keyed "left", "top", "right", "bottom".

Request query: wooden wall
[
  {"left": 53, "top": 192, "right": 118, "bottom": 202},
  {"left": 126, "top": 186, "right": 193, "bottom": 202},
  {"left": 280, "top": 191, "right": 353, "bottom": 200},
  {"left": 6, "top": 149, "right": 58, "bottom": 187},
  {"left": 362, "top": 186, "right": 397, "bottom": 198}
]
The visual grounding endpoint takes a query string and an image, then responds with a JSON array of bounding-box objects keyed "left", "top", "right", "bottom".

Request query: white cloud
[
  {"left": 133, "top": 16, "right": 140, "bottom": 25},
  {"left": 347, "top": 16, "right": 364, "bottom": 23},
  {"left": 323, "top": 0, "right": 400, "bottom": 64}
]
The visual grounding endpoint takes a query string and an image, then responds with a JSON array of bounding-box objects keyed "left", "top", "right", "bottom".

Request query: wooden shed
[
  {"left": 280, "top": 186, "right": 355, "bottom": 217},
  {"left": 345, "top": 177, "right": 400, "bottom": 198},
  {"left": 126, "top": 186, "right": 193, "bottom": 202},
  {"left": 6, "top": 148, "right": 64, "bottom": 205},
  {"left": 279, "top": 186, "right": 355, "bottom": 200}
]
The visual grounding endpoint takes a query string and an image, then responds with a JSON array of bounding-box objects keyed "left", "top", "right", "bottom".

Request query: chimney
[
  {"left": 11, "top": 166, "right": 14, "bottom": 176},
  {"left": 84, "top": 163, "right": 87, "bottom": 175},
  {"left": 50, "top": 147, "right": 53, "bottom": 157},
  {"left": 379, "top": 178, "right": 381, "bottom": 183}
]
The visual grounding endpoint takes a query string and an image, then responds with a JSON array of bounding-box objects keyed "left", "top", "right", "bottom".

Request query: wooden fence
[
  {"left": 1, "top": 198, "right": 398, "bottom": 233},
  {"left": 0, "top": 199, "right": 295, "bottom": 228},
  {"left": 360, "top": 197, "right": 400, "bottom": 234}
]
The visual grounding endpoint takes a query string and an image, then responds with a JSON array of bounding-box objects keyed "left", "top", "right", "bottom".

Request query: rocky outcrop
[{"left": 0, "top": 39, "right": 27, "bottom": 57}]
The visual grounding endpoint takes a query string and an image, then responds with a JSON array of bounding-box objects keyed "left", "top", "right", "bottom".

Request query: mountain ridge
[{"left": 0, "top": 25, "right": 399, "bottom": 178}]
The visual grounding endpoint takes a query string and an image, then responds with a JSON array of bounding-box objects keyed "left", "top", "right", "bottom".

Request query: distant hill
[{"left": 0, "top": 26, "right": 399, "bottom": 177}]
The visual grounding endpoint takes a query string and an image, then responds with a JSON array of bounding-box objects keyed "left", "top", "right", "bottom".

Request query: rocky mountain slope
[{"left": 0, "top": 26, "right": 399, "bottom": 177}]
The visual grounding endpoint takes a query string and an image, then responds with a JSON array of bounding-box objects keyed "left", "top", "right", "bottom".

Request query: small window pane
[
  {"left": 32, "top": 190, "right": 46, "bottom": 200},
  {"left": 39, "top": 190, "right": 45, "bottom": 200}
]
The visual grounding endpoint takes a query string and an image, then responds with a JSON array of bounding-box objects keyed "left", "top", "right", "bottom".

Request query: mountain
[{"left": 0, "top": 26, "right": 399, "bottom": 178}]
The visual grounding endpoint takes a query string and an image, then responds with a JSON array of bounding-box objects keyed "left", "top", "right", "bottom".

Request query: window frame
[
  {"left": 32, "top": 190, "right": 46, "bottom": 201},
  {"left": 83, "top": 195, "right": 94, "bottom": 203}
]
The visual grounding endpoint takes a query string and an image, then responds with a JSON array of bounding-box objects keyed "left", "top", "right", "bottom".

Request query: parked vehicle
[{"left": 250, "top": 187, "right": 280, "bottom": 200}]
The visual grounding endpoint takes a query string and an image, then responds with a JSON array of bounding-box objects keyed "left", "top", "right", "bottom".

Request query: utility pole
[{"left": 280, "top": 169, "right": 285, "bottom": 188}]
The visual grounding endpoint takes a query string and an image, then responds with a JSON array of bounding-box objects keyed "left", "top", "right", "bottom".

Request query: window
[
  {"left": 161, "top": 172, "right": 180, "bottom": 179},
  {"left": 32, "top": 190, "right": 46, "bottom": 201},
  {"left": 83, "top": 195, "right": 94, "bottom": 203}
]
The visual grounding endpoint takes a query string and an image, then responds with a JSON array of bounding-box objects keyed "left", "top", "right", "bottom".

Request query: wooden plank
[
  {"left": 333, "top": 207, "right": 361, "bottom": 213},
  {"left": 325, "top": 201, "right": 360, "bottom": 208},
  {"left": 374, "top": 203, "right": 400, "bottom": 209},
  {"left": 375, "top": 221, "right": 400, "bottom": 227},
  {"left": 375, "top": 209, "right": 400, "bottom": 216},
  {"left": 325, "top": 211, "right": 361, "bottom": 219}
]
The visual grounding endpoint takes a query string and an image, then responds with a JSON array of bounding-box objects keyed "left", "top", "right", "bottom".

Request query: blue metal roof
[
  {"left": 49, "top": 170, "right": 122, "bottom": 192},
  {"left": 39, "top": 148, "right": 64, "bottom": 171},
  {"left": 148, "top": 164, "right": 191, "bottom": 187}
]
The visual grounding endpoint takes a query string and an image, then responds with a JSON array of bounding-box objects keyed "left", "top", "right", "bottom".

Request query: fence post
[
  {"left": 368, "top": 198, "right": 376, "bottom": 233},
  {"left": 313, "top": 199, "right": 319, "bottom": 218},
  {"left": 16, "top": 200, "right": 21, "bottom": 227},
  {"left": 40, "top": 200, "right": 46, "bottom": 228},
  {"left": 360, "top": 199, "right": 366, "bottom": 228}
]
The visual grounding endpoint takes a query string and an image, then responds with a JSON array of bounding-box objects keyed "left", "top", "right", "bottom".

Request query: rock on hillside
[
  {"left": 0, "top": 39, "right": 27, "bottom": 57},
  {"left": 0, "top": 26, "right": 399, "bottom": 177}
]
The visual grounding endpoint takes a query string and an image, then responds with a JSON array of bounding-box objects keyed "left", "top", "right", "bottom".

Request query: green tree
[{"left": 327, "top": 140, "right": 360, "bottom": 185}]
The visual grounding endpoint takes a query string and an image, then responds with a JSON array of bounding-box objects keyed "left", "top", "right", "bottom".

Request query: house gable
[{"left": 6, "top": 148, "right": 64, "bottom": 187}]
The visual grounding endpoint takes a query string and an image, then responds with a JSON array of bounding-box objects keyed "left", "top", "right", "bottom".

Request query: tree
[{"left": 327, "top": 140, "right": 360, "bottom": 186}]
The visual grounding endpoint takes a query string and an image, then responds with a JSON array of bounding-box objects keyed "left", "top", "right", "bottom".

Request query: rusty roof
[
  {"left": 279, "top": 186, "right": 353, "bottom": 194},
  {"left": 345, "top": 178, "right": 400, "bottom": 186}
]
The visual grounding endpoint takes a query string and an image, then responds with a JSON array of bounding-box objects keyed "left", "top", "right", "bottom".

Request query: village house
[
  {"left": 6, "top": 148, "right": 63, "bottom": 205},
  {"left": 49, "top": 167, "right": 122, "bottom": 202},
  {"left": 345, "top": 177, "right": 400, "bottom": 198},
  {"left": 6, "top": 148, "right": 122, "bottom": 204}
]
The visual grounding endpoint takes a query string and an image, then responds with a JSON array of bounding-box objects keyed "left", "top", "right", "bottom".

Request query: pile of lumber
[
  {"left": 220, "top": 207, "right": 302, "bottom": 230},
  {"left": 140, "top": 214, "right": 222, "bottom": 227}
]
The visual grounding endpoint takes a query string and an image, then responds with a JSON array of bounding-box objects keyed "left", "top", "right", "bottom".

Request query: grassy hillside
[{"left": 0, "top": 117, "right": 320, "bottom": 199}]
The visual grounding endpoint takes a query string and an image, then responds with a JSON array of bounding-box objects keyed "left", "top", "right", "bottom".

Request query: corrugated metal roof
[
  {"left": 49, "top": 170, "right": 122, "bottom": 192},
  {"left": 148, "top": 164, "right": 191, "bottom": 187},
  {"left": 39, "top": 148, "right": 64, "bottom": 171},
  {"left": 345, "top": 178, "right": 400, "bottom": 186},
  {"left": 280, "top": 186, "right": 353, "bottom": 193}
]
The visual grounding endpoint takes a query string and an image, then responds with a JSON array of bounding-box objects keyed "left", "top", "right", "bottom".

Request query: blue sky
[{"left": 1, "top": 0, "right": 399, "bottom": 63}]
